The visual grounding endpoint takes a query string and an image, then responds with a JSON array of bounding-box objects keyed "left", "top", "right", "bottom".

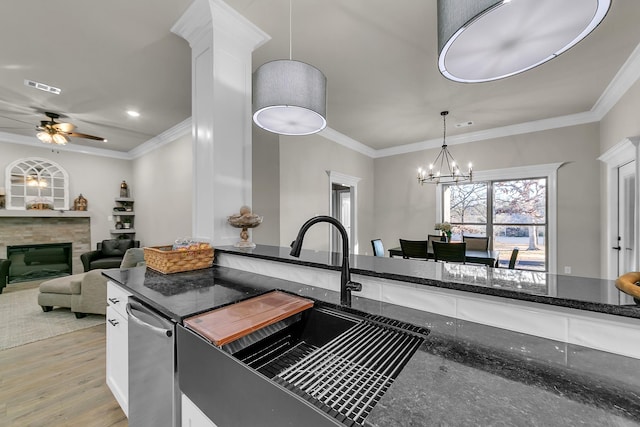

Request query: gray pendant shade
[
  {"left": 252, "top": 60, "right": 327, "bottom": 136},
  {"left": 437, "top": 0, "right": 611, "bottom": 83}
]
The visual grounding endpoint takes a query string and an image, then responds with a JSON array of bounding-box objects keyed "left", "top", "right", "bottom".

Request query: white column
[{"left": 172, "top": 0, "right": 269, "bottom": 245}]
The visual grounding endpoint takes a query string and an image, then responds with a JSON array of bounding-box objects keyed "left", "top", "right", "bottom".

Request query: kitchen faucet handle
[{"left": 347, "top": 281, "right": 362, "bottom": 292}]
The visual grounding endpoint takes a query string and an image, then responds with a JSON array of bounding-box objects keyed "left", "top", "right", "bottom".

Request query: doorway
[
  {"left": 331, "top": 184, "right": 351, "bottom": 254},
  {"left": 327, "top": 171, "right": 360, "bottom": 255},
  {"left": 617, "top": 161, "right": 636, "bottom": 304}
]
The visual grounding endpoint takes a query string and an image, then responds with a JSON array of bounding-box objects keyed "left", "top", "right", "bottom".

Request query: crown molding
[
  {"left": 318, "top": 127, "right": 377, "bottom": 158},
  {"left": 0, "top": 131, "right": 132, "bottom": 160},
  {"left": 374, "top": 111, "right": 599, "bottom": 159},
  {"left": 128, "top": 117, "right": 192, "bottom": 159},
  {"left": 592, "top": 41, "right": 640, "bottom": 120}
]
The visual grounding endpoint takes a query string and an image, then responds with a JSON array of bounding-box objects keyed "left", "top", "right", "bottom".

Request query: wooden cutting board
[{"left": 184, "top": 291, "right": 314, "bottom": 346}]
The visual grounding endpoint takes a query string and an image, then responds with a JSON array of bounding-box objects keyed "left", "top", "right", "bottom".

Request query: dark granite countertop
[
  {"left": 214, "top": 245, "right": 640, "bottom": 319},
  {"left": 104, "top": 265, "right": 640, "bottom": 426},
  {"left": 102, "top": 265, "right": 338, "bottom": 322}
]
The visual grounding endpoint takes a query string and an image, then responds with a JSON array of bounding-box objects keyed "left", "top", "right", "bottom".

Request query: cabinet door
[
  {"left": 106, "top": 306, "right": 129, "bottom": 416},
  {"left": 182, "top": 393, "right": 218, "bottom": 427}
]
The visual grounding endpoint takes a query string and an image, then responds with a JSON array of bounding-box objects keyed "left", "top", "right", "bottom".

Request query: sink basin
[
  {"left": 178, "top": 297, "right": 428, "bottom": 427},
  {"left": 231, "top": 306, "right": 359, "bottom": 376}
]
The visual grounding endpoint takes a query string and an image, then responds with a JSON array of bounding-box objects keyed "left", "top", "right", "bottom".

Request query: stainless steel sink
[{"left": 178, "top": 302, "right": 428, "bottom": 427}]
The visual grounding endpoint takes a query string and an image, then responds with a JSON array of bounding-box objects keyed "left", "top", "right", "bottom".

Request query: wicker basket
[{"left": 144, "top": 245, "right": 214, "bottom": 274}]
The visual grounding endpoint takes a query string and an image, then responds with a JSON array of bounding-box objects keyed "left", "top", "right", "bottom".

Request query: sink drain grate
[{"left": 275, "top": 321, "right": 423, "bottom": 426}]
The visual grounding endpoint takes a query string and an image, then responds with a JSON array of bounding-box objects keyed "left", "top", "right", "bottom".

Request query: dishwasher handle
[{"left": 126, "top": 301, "right": 174, "bottom": 338}]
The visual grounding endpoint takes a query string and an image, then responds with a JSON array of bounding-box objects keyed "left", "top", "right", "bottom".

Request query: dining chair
[
  {"left": 399, "top": 239, "right": 429, "bottom": 260},
  {"left": 371, "top": 239, "right": 385, "bottom": 257},
  {"left": 433, "top": 241, "right": 466, "bottom": 263},
  {"left": 463, "top": 235, "right": 489, "bottom": 251},
  {"left": 508, "top": 248, "right": 519, "bottom": 269},
  {"left": 427, "top": 234, "right": 444, "bottom": 254}
]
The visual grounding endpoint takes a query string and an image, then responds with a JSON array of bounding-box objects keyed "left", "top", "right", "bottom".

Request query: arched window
[{"left": 5, "top": 157, "right": 69, "bottom": 210}]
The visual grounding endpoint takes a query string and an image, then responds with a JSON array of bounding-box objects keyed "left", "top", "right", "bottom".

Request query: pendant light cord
[{"left": 289, "top": 0, "right": 292, "bottom": 60}]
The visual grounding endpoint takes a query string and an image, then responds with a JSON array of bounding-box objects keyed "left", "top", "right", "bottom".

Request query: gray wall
[
  {"left": 258, "top": 132, "right": 375, "bottom": 254},
  {"left": 0, "top": 141, "right": 132, "bottom": 246},
  {"left": 600, "top": 78, "right": 640, "bottom": 152},
  {"left": 375, "top": 123, "right": 602, "bottom": 277},
  {"left": 132, "top": 134, "right": 193, "bottom": 247},
  {"left": 0, "top": 134, "right": 193, "bottom": 250}
]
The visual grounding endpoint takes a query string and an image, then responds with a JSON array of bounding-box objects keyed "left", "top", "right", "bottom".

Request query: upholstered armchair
[
  {"left": 39, "top": 248, "right": 146, "bottom": 318},
  {"left": 81, "top": 239, "right": 140, "bottom": 271},
  {"left": 0, "top": 259, "right": 11, "bottom": 294}
]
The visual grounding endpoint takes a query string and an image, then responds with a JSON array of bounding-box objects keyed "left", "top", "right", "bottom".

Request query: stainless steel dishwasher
[{"left": 127, "top": 298, "right": 179, "bottom": 427}]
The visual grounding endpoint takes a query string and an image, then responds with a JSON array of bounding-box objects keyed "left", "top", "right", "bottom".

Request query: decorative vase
[
  {"left": 120, "top": 180, "right": 129, "bottom": 198},
  {"left": 227, "top": 206, "right": 263, "bottom": 248},
  {"left": 445, "top": 231, "right": 452, "bottom": 242}
]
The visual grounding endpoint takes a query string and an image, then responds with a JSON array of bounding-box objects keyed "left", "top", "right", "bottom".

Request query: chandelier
[{"left": 417, "top": 111, "right": 472, "bottom": 185}]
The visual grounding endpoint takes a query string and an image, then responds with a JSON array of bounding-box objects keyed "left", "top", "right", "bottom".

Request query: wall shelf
[
  {"left": 112, "top": 198, "right": 135, "bottom": 237},
  {"left": 111, "top": 229, "right": 136, "bottom": 234}
]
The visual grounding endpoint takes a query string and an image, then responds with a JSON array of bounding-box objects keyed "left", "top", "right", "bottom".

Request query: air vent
[{"left": 24, "top": 79, "right": 62, "bottom": 95}]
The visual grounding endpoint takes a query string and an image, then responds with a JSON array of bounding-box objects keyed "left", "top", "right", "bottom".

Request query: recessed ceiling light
[{"left": 127, "top": 110, "right": 140, "bottom": 118}]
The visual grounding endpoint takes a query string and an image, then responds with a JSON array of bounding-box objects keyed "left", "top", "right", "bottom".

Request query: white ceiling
[{"left": 1, "top": 0, "right": 639, "bottom": 155}]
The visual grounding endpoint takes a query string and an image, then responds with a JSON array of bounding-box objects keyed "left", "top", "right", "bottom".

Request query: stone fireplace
[{"left": 0, "top": 211, "right": 91, "bottom": 276}]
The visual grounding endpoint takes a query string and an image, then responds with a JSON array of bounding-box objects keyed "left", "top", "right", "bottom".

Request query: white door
[{"left": 618, "top": 161, "right": 636, "bottom": 304}]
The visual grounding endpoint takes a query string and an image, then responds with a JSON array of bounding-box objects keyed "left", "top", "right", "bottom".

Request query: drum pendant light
[
  {"left": 437, "top": 0, "right": 611, "bottom": 83},
  {"left": 252, "top": 0, "right": 327, "bottom": 135}
]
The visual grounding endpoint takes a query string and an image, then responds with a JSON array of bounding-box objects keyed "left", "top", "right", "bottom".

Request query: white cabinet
[
  {"left": 182, "top": 393, "right": 218, "bottom": 427},
  {"left": 106, "top": 281, "right": 131, "bottom": 416}
]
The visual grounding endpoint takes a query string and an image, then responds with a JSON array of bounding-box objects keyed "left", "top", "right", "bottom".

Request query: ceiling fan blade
[
  {"left": 67, "top": 131, "right": 107, "bottom": 142},
  {"left": 53, "top": 122, "right": 76, "bottom": 132}
]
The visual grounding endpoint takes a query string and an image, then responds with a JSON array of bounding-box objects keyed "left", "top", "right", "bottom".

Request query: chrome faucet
[{"left": 290, "top": 215, "right": 362, "bottom": 306}]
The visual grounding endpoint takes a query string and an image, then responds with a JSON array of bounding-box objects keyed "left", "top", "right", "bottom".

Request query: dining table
[{"left": 387, "top": 246, "right": 499, "bottom": 267}]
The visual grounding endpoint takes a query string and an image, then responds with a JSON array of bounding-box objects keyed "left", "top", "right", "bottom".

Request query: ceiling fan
[{"left": 36, "top": 112, "right": 107, "bottom": 145}]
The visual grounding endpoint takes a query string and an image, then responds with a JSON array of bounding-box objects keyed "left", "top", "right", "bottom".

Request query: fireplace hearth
[{"left": 7, "top": 243, "right": 72, "bottom": 283}]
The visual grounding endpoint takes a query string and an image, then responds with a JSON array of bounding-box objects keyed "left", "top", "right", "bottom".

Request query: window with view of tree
[{"left": 443, "top": 178, "right": 547, "bottom": 270}]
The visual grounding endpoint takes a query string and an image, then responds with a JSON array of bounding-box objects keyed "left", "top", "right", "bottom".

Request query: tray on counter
[{"left": 144, "top": 244, "right": 214, "bottom": 274}]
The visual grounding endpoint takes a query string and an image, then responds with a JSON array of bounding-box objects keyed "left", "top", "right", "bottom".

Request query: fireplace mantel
[{"left": 0, "top": 210, "right": 90, "bottom": 218}]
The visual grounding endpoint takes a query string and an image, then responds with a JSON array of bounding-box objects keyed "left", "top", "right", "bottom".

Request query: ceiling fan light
[
  {"left": 437, "top": 0, "right": 611, "bottom": 83},
  {"left": 36, "top": 131, "right": 53, "bottom": 144},
  {"left": 253, "top": 60, "right": 327, "bottom": 136},
  {"left": 52, "top": 133, "right": 69, "bottom": 145}
]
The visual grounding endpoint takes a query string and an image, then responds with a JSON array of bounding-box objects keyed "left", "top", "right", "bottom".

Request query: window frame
[
  {"left": 5, "top": 157, "right": 70, "bottom": 211},
  {"left": 436, "top": 163, "right": 563, "bottom": 274}
]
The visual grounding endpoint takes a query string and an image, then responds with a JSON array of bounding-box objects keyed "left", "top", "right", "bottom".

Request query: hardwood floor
[{"left": 0, "top": 324, "right": 127, "bottom": 427}]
